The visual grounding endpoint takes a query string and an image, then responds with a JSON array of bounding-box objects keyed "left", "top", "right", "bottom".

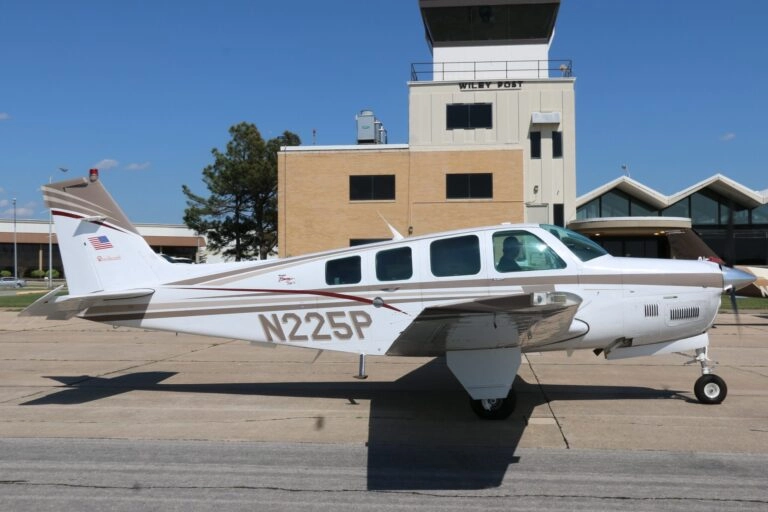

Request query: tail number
[{"left": 259, "top": 310, "right": 373, "bottom": 343}]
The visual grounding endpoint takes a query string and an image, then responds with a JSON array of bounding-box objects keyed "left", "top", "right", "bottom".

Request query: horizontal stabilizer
[{"left": 20, "top": 287, "right": 155, "bottom": 320}]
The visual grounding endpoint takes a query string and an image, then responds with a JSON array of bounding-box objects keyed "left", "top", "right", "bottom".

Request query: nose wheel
[
  {"left": 691, "top": 347, "right": 727, "bottom": 404},
  {"left": 694, "top": 374, "right": 727, "bottom": 404}
]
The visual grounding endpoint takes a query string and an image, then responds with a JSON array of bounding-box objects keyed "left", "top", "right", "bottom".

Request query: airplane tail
[{"left": 43, "top": 170, "right": 169, "bottom": 295}]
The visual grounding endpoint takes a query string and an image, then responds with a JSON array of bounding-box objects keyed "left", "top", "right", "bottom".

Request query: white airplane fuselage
[
  {"left": 25, "top": 172, "right": 752, "bottom": 418},
  {"left": 75, "top": 225, "right": 723, "bottom": 358}
]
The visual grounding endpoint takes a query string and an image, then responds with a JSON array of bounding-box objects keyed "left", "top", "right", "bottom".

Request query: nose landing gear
[{"left": 692, "top": 347, "right": 727, "bottom": 404}]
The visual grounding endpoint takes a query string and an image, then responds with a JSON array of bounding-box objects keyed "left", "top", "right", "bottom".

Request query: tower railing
[{"left": 410, "top": 59, "right": 573, "bottom": 81}]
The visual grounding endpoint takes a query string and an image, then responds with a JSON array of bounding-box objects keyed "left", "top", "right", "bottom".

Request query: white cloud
[
  {"left": 720, "top": 132, "right": 736, "bottom": 142},
  {"left": 92, "top": 158, "right": 119, "bottom": 170},
  {"left": 0, "top": 112, "right": 10, "bottom": 120},
  {"left": 125, "top": 161, "right": 151, "bottom": 171},
  {"left": 16, "top": 206, "right": 36, "bottom": 218},
  {"left": 1, "top": 202, "right": 36, "bottom": 218}
]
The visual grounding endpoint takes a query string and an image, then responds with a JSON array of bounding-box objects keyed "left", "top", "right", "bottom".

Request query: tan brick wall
[
  {"left": 278, "top": 149, "right": 410, "bottom": 257},
  {"left": 278, "top": 147, "right": 524, "bottom": 256},
  {"left": 408, "top": 149, "right": 524, "bottom": 235}
]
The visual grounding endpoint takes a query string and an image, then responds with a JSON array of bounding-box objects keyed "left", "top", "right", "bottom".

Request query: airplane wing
[
  {"left": 20, "top": 286, "right": 155, "bottom": 320},
  {"left": 386, "top": 291, "right": 587, "bottom": 356}
]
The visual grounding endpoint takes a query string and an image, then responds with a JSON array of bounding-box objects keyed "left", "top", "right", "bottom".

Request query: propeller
[{"left": 721, "top": 265, "right": 756, "bottom": 330}]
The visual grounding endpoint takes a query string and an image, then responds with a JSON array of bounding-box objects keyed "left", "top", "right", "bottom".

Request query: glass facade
[
  {"left": 576, "top": 185, "right": 768, "bottom": 265},
  {"left": 576, "top": 189, "right": 658, "bottom": 218}
]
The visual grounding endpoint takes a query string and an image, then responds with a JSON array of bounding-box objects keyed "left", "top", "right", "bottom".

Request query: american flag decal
[{"left": 88, "top": 235, "right": 113, "bottom": 250}]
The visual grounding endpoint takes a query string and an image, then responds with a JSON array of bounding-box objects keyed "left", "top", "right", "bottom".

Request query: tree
[{"left": 182, "top": 122, "right": 300, "bottom": 261}]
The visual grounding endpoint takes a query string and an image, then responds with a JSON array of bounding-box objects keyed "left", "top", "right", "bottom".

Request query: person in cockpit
[{"left": 497, "top": 236, "right": 521, "bottom": 272}]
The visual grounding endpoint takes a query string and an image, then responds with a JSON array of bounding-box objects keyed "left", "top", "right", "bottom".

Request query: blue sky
[{"left": 2, "top": 0, "right": 766, "bottom": 224}]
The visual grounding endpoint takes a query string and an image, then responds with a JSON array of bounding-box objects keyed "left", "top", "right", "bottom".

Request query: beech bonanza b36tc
[{"left": 23, "top": 170, "right": 755, "bottom": 419}]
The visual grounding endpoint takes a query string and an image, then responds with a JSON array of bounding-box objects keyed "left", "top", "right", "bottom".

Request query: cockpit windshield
[{"left": 541, "top": 224, "right": 609, "bottom": 262}]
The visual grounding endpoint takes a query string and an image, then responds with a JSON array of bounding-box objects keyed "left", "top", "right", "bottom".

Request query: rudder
[{"left": 43, "top": 172, "right": 168, "bottom": 295}]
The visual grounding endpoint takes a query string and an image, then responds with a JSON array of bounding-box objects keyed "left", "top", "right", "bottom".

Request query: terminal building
[
  {"left": 278, "top": 0, "right": 575, "bottom": 257},
  {"left": 571, "top": 174, "right": 768, "bottom": 267}
]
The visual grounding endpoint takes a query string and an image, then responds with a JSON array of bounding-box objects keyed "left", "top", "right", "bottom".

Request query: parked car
[{"left": 0, "top": 276, "right": 27, "bottom": 288}]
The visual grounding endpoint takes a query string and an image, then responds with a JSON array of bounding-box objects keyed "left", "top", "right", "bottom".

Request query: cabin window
[
  {"left": 430, "top": 235, "right": 481, "bottom": 277},
  {"left": 325, "top": 256, "right": 361, "bottom": 285},
  {"left": 446, "top": 103, "right": 492, "bottom": 130},
  {"left": 349, "top": 175, "right": 395, "bottom": 201},
  {"left": 376, "top": 247, "right": 412, "bottom": 281},
  {"left": 446, "top": 173, "right": 493, "bottom": 199},
  {"left": 543, "top": 224, "right": 608, "bottom": 262},
  {"left": 493, "top": 230, "right": 567, "bottom": 272}
]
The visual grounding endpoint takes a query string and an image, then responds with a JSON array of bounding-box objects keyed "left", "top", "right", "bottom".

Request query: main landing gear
[
  {"left": 470, "top": 389, "right": 517, "bottom": 420},
  {"left": 692, "top": 347, "right": 727, "bottom": 404}
]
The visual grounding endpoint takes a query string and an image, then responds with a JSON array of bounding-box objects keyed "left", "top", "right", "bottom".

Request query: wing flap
[
  {"left": 20, "top": 286, "right": 155, "bottom": 320},
  {"left": 386, "top": 291, "right": 586, "bottom": 356}
]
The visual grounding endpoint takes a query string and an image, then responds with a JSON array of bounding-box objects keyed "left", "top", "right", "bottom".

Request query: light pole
[
  {"left": 12, "top": 198, "right": 17, "bottom": 281},
  {"left": 48, "top": 168, "right": 67, "bottom": 288}
]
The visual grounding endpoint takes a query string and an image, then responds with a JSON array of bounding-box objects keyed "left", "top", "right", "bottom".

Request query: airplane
[{"left": 22, "top": 169, "right": 756, "bottom": 420}]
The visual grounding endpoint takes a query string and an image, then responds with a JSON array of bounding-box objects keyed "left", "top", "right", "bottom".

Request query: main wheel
[
  {"left": 694, "top": 374, "right": 727, "bottom": 404},
  {"left": 470, "top": 389, "right": 516, "bottom": 420}
]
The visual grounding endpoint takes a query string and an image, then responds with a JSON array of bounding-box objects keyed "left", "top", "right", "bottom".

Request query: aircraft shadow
[{"left": 22, "top": 358, "right": 682, "bottom": 490}]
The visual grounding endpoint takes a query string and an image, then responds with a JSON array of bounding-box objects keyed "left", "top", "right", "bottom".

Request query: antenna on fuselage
[{"left": 378, "top": 212, "right": 404, "bottom": 241}]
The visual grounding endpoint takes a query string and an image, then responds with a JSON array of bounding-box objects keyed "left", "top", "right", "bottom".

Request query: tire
[
  {"left": 694, "top": 374, "right": 727, "bottom": 404},
  {"left": 470, "top": 389, "right": 517, "bottom": 420}
]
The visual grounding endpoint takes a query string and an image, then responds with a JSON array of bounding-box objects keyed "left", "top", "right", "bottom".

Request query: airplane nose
[{"left": 722, "top": 266, "right": 756, "bottom": 291}]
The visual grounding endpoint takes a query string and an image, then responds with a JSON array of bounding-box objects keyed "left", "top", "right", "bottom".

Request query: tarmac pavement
[
  {"left": 1, "top": 309, "right": 767, "bottom": 507},
  {"left": 0, "top": 310, "right": 767, "bottom": 451}
]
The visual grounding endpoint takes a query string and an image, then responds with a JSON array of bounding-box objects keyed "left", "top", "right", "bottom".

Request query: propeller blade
[{"left": 729, "top": 287, "right": 740, "bottom": 322}]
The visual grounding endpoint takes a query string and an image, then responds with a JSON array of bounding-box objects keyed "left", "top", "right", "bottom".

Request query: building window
[
  {"left": 446, "top": 173, "right": 493, "bottom": 199},
  {"left": 325, "top": 256, "right": 361, "bottom": 285},
  {"left": 349, "top": 175, "right": 395, "bottom": 201},
  {"left": 601, "top": 190, "right": 630, "bottom": 217},
  {"left": 530, "top": 131, "right": 541, "bottom": 159},
  {"left": 552, "top": 131, "right": 563, "bottom": 158},
  {"left": 376, "top": 247, "right": 412, "bottom": 281},
  {"left": 690, "top": 192, "right": 719, "bottom": 225},
  {"left": 430, "top": 235, "right": 480, "bottom": 277},
  {"left": 446, "top": 103, "right": 492, "bottom": 130},
  {"left": 752, "top": 204, "right": 768, "bottom": 224},
  {"left": 577, "top": 198, "right": 599, "bottom": 220},
  {"left": 662, "top": 199, "right": 689, "bottom": 218}
]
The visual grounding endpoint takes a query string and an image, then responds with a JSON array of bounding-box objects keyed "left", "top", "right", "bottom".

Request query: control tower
[
  {"left": 419, "top": 0, "right": 562, "bottom": 80},
  {"left": 410, "top": 0, "right": 574, "bottom": 227},
  {"left": 278, "top": 1, "right": 575, "bottom": 255}
]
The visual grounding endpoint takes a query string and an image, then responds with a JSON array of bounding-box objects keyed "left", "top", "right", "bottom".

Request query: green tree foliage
[{"left": 182, "top": 122, "right": 300, "bottom": 261}]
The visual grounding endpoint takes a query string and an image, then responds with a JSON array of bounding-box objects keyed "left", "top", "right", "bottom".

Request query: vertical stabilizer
[{"left": 43, "top": 172, "right": 168, "bottom": 295}]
